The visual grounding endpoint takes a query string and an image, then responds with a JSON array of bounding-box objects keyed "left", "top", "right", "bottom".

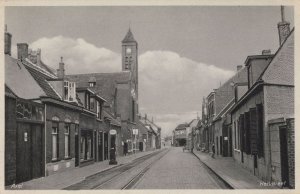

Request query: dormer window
[
  {"left": 64, "top": 81, "right": 76, "bottom": 102},
  {"left": 88, "top": 77, "right": 96, "bottom": 88},
  {"left": 64, "top": 81, "right": 69, "bottom": 101},
  {"left": 89, "top": 82, "right": 95, "bottom": 87},
  {"left": 85, "top": 92, "right": 90, "bottom": 110},
  {"left": 96, "top": 100, "right": 102, "bottom": 119}
]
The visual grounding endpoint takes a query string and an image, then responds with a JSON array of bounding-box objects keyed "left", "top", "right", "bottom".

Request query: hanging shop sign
[
  {"left": 132, "top": 129, "right": 139, "bottom": 135},
  {"left": 109, "top": 129, "right": 117, "bottom": 135}
]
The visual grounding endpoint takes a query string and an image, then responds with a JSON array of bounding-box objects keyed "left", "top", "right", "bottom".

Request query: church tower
[{"left": 122, "top": 28, "right": 138, "bottom": 98}]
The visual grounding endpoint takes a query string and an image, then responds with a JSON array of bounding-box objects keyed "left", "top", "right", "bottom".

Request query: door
[
  {"left": 228, "top": 124, "right": 232, "bottom": 157},
  {"left": 220, "top": 136, "right": 223, "bottom": 156},
  {"left": 279, "top": 126, "right": 289, "bottom": 187},
  {"left": 98, "top": 131, "right": 103, "bottom": 161},
  {"left": 16, "top": 123, "right": 32, "bottom": 183},
  {"left": 139, "top": 142, "right": 143, "bottom": 151},
  {"left": 222, "top": 125, "right": 228, "bottom": 157},
  {"left": 75, "top": 125, "right": 79, "bottom": 166},
  {"left": 16, "top": 123, "right": 43, "bottom": 183},
  {"left": 104, "top": 133, "right": 108, "bottom": 160},
  {"left": 31, "top": 124, "right": 43, "bottom": 179},
  {"left": 216, "top": 137, "right": 218, "bottom": 155}
]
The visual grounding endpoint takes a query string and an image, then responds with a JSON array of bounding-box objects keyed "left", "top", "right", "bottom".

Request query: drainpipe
[
  {"left": 268, "top": 122, "right": 272, "bottom": 182},
  {"left": 44, "top": 104, "right": 47, "bottom": 177}
]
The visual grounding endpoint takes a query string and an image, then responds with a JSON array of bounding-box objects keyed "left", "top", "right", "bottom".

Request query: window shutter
[
  {"left": 244, "top": 111, "right": 251, "bottom": 154},
  {"left": 250, "top": 108, "right": 258, "bottom": 154},
  {"left": 240, "top": 114, "right": 245, "bottom": 152},
  {"left": 256, "top": 104, "right": 264, "bottom": 158}
]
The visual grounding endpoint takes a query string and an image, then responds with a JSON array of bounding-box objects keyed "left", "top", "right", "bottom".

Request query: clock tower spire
[{"left": 122, "top": 28, "right": 138, "bottom": 98}]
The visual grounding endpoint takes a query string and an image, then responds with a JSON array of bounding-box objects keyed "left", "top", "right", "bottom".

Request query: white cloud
[
  {"left": 12, "top": 36, "right": 121, "bottom": 74},
  {"left": 13, "top": 36, "right": 235, "bottom": 137},
  {"left": 138, "top": 50, "right": 235, "bottom": 136}
]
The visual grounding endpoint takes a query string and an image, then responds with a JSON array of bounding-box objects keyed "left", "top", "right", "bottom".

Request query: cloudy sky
[{"left": 5, "top": 6, "right": 294, "bottom": 137}]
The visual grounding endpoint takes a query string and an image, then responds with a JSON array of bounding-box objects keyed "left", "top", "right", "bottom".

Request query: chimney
[
  {"left": 4, "top": 25, "right": 12, "bottom": 55},
  {"left": 262, "top": 49, "right": 271, "bottom": 55},
  {"left": 236, "top": 65, "right": 243, "bottom": 71},
  {"left": 145, "top": 114, "right": 147, "bottom": 122},
  {"left": 37, "top": 48, "right": 41, "bottom": 65},
  {"left": 57, "top": 56, "right": 65, "bottom": 79},
  {"left": 152, "top": 117, "right": 153, "bottom": 123},
  {"left": 17, "top": 43, "right": 28, "bottom": 61},
  {"left": 278, "top": 6, "right": 290, "bottom": 45}
]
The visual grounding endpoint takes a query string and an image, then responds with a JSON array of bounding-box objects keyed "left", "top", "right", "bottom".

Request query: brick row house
[
  {"left": 5, "top": 28, "right": 160, "bottom": 185},
  {"left": 139, "top": 114, "right": 162, "bottom": 150},
  {"left": 198, "top": 8, "right": 294, "bottom": 188}
]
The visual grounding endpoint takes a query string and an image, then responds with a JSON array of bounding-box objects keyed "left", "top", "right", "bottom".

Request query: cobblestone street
[{"left": 133, "top": 147, "right": 228, "bottom": 189}]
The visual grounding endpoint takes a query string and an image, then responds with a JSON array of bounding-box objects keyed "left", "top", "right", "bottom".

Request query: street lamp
[{"left": 109, "top": 129, "right": 118, "bottom": 165}]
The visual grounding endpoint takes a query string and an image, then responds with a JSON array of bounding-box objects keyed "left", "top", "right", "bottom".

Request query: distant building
[{"left": 173, "top": 123, "right": 189, "bottom": 146}]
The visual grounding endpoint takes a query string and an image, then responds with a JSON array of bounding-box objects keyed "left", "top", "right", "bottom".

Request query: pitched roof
[
  {"left": 5, "top": 85, "right": 17, "bottom": 98},
  {"left": 103, "top": 110, "right": 121, "bottom": 127},
  {"left": 175, "top": 123, "right": 189, "bottom": 130},
  {"left": 189, "top": 119, "right": 200, "bottom": 128},
  {"left": 122, "top": 29, "right": 137, "bottom": 43},
  {"left": 139, "top": 118, "right": 159, "bottom": 135},
  {"left": 231, "top": 29, "right": 294, "bottom": 113},
  {"left": 261, "top": 29, "right": 294, "bottom": 85},
  {"left": 23, "top": 60, "right": 61, "bottom": 99},
  {"left": 136, "top": 120, "right": 150, "bottom": 135},
  {"left": 66, "top": 72, "right": 131, "bottom": 105},
  {"left": 214, "top": 66, "right": 248, "bottom": 115},
  {"left": 5, "top": 55, "right": 46, "bottom": 99}
]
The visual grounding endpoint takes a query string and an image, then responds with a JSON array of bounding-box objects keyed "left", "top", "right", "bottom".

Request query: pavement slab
[{"left": 193, "top": 150, "right": 278, "bottom": 189}]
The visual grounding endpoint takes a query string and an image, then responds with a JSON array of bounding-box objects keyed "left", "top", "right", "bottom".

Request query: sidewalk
[
  {"left": 7, "top": 149, "right": 159, "bottom": 190},
  {"left": 193, "top": 150, "right": 277, "bottom": 189}
]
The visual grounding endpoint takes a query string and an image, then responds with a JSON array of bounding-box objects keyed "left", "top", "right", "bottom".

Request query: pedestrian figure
[{"left": 211, "top": 143, "right": 215, "bottom": 158}]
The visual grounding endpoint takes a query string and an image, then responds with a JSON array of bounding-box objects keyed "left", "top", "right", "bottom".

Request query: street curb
[{"left": 192, "top": 152, "right": 234, "bottom": 189}]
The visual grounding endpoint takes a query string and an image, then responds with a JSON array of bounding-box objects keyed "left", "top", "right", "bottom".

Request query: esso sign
[{"left": 110, "top": 129, "right": 117, "bottom": 135}]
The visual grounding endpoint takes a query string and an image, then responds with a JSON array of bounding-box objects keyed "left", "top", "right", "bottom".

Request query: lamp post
[
  {"left": 109, "top": 129, "right": 117, "bottom": 165},
  {"left": 132, "top": 129, "right": 138, "bottom": 154}
]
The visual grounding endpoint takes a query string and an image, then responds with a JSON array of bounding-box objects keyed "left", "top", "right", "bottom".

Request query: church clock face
[{"left": 126, "top": 47, "right": 132, "bottom": 54}]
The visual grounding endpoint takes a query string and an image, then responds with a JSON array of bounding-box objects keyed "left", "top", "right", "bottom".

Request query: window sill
[
  {"left": 80, "top": 158, "right": 94, "bottom": 163},
  {"left": 96, "top": 118, "right": 103, "bottom": 122},
  {"left": 51, "top": 159, "right": 61, "bottom": 163},
  {"left": 234, "top": 149, "right": 241, "bottom": 153},
  {"left": 64, "top": 157, "right": 72, "bottom": 160}
]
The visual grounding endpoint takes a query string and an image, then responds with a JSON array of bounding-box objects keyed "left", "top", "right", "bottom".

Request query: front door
[
  {"left": 104, "top": 133, "right": 108, "bottom": 160},
  {"left": 16, "top": 123, "right": 43, "bottom": 183},
  {"left": 31, "top": 124, "right": 43, "bottom": 179},
  {"left": 279, "top": 126, "right": 289, "bottom": 187},
  {"left": 220, "top": 136, "right": 223, "bottom": 156},
  {"left": 75, "top": 134, "right": 79, "bottom": 166},
  {"left": 16, "top": 123, "right": 32, "bottom": 183},
  {"left": 98, "top": 132, "right": 103, "bottom": 161},
  {"left": 228, "top": 124, "right": 232, "bottom": 157}
]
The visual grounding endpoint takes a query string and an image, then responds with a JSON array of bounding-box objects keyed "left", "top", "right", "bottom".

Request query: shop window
[
  {"left": 52, "top": 122, "right": 59, "bottom": 160},
  {"left": 64, "top": 124, "right": 70, "bottom": 158},
  {"left": 80, "top": 130, "right": 93, "bottom": 161}
]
